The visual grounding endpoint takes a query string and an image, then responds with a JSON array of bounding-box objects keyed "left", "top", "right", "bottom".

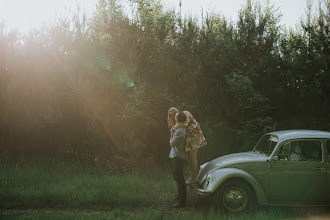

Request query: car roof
[{"left": 267, "top": 130, "right": 330, "bottom": 142}]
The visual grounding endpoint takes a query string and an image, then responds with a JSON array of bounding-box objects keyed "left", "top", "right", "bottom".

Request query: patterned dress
[{"left": 185, "top": 114, "right": 207, "bottom": 152}]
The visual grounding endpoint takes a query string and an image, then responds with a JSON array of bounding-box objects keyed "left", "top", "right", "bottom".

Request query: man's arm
[{"left": 170, "top": 128, "right": 185, "bottom": 147}]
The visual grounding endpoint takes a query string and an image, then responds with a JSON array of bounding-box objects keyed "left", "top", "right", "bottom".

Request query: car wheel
[{"left": 217, "top": 180, "right": 254, "bottom": 212}]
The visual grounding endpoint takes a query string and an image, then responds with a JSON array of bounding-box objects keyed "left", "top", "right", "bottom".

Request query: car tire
[{"left": 216, "top": 180, "right": 254, "bottom": 212}]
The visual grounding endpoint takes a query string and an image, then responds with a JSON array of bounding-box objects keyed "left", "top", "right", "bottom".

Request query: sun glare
[{"left": 0, "top": 0, "right": 96, "bottom": 33}]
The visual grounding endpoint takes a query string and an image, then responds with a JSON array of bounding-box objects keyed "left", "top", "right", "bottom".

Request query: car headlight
[
  {"left": 206, "top": 174, "right": 211, "bottom": 186},
  {"left": 200, "top": 162, "right": 209, "bottom": 171}
]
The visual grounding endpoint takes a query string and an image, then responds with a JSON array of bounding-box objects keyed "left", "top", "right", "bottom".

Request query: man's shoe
[{"left": 172, "top": 202, "right": 186, "bottom": 208}]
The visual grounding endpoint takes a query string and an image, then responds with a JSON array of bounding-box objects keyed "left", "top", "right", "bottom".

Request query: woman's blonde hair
[{"left": 167, "top": 107, "right": 178, "bottom": 129}]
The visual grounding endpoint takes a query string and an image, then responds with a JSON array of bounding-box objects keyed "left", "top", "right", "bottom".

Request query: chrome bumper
[{"left": 189, "top": 183, "right": 212, "bottom": 196}]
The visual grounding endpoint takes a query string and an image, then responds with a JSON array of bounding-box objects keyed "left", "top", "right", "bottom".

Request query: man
[{"left": 169, "top": 111, "right": 187, "bottom": 208}]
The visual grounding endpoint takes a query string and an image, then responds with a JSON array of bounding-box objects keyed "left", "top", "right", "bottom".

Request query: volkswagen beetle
[{"left": 191, "top": 130, "right": 330, "bottom": 212}]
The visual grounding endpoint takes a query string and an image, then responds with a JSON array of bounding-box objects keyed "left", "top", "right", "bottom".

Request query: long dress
[{"left": 185, "top": 114, "right": 207, "bottom": 152}]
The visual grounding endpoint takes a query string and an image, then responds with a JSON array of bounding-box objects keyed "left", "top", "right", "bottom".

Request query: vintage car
[{"left": 191, "top": 130, "right": 330, "bottom": 212}]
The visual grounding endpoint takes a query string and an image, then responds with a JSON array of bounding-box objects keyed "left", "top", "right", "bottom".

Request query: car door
[
  {"left": 268, "top": 139, "right": 327, "bottom": 205},
  {"left": 326, "top": 140, "right": 330, "bottom": 202}
]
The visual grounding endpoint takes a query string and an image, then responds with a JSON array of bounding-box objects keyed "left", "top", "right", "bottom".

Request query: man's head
[{"left": 175, "top": 111, "right": 186, "bottom": 123}]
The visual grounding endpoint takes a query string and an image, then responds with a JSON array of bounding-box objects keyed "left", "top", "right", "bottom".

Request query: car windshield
[{"left": 253, "top": 134, "right": 278, "bottom": 156}]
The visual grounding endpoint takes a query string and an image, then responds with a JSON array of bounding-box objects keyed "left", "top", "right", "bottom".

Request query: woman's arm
[
  {"left": 169, "top": 133, "right": 173, "bottom": 146},
  {"left": 183, "top": 111, "right": 191, "bottom": 126},
  {"left": 172, "top": 122, "right": 186, "bottom": 133}
]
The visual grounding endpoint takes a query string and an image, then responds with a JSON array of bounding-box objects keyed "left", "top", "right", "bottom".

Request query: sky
[{"left": 0, "top": 0, "right": 319, "bottom": 33}]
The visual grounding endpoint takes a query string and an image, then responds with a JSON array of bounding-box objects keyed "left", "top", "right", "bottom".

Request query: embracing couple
[{"left": 167, "top": 107, "right": 207, "bottom": 208}]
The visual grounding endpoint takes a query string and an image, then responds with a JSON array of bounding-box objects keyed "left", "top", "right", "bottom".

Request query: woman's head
[
  {"left": 168, "top": 107, "right": 178, "bottom": 117},
  {"left": 167, "top": 107, "right": 178, "bottom": 129}
]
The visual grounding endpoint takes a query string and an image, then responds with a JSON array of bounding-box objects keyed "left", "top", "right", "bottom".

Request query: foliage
[
  {"left": 278, "top": 0, "right": 330, "bottom": 129},
  {"left": 0, "top": 0, "right": 329, "bottom": 165}
]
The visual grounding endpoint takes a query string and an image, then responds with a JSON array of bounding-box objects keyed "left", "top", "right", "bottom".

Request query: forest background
[{"left": 0, "top": 0, "right": 329, "bottom": 167}]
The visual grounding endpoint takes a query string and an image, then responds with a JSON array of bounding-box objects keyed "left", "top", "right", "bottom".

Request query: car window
[
  {"left": 276, "top": 140, "right": 322, "bottom": 162},
  {"left": 303, "top": 141, "right": 322, "bottom": 162},
  {"left": 326, "top": 140, "right": 330, "bottom": 162},
  {"left": 288, "top": 140, "right": 322, "bottom": 162},
  {"left": 276, "top": 142, "right": 291, "bottom": 161},
  {"left": 253, "top": 134, "right": 278, "bottom": 156}
]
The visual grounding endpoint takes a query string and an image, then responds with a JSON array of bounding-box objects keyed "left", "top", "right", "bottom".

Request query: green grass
[
  {"left": 2, "top": 208, "right": 330, "bottom": 220},
  {"left": 1, "top": 155, "right": 329, "bottom": 219},
  {"left": 0, "top": 156, "right": 177, "bottom": 210}
]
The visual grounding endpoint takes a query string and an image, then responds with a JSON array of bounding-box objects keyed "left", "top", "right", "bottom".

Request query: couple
[{"left": 168, "top": 107, "right": 207, "bottom": 208}]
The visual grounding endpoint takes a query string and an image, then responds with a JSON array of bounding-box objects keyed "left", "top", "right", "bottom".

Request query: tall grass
[
  {"left": 0, "top": 155, "right": 177, "bottom": 210},
  {"left": 2, "top": 207, "right": 330, "bottom": 220},
  {"left": 1, "top": 155, "right": 329, "bottom": 219}
]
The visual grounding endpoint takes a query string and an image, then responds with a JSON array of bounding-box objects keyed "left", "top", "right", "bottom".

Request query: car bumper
[{"left": 189, "top": 183, "right": 212, "bottom": 196}]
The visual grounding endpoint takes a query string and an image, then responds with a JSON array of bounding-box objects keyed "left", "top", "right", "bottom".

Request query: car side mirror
[{"left": 272, "top": 156, "right": 279, "bottom": 161}]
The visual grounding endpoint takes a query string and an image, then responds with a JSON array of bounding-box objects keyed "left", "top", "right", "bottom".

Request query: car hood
[{"left": 198, "top": 151, "right": 267, "bottom": 182}]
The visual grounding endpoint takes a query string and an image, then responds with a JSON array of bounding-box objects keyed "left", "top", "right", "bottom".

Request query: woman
[{"left": 167, "top": 107, "right": 207, "bottom": 184}]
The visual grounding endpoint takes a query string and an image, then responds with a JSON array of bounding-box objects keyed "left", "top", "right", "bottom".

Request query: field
[{"left": 1, "top": 155, "right": 329, "bottom": 219}]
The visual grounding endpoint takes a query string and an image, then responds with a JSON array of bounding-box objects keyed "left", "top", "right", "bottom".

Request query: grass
[
  {"left": 2, "top": 207, "right": 330, "bottom": 220},
  {"left": 1, "top": 155, "right": 329, "bottom": 219},
  {"left": 0, "top": 155, "right": 176, "bottom": 210}
]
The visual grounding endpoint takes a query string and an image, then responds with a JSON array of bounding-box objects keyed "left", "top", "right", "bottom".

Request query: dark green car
[{"left": 192, "top": 130, "right": 330, "bottom": 212}]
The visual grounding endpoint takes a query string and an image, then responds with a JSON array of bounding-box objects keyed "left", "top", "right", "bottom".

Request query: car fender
[{"left": 205, "top": 168, "right": 268, "bottom": 205}]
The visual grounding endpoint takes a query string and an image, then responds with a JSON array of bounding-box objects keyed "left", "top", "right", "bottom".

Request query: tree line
[{"left": 0, "top": 0, "right": 329, "bottom": 165}]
